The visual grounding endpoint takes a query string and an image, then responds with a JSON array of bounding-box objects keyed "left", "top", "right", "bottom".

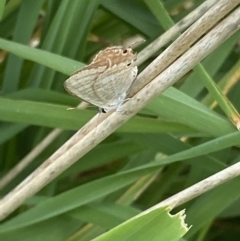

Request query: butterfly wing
[
  {"left": 64, "top": 46, "right": 138, "bottom": 111},
  {"left": 93, "top": 63, "right": 138, "bottom": 108},
  {"left": 64, "top": 62, "right": 107, "bottom": 107}
]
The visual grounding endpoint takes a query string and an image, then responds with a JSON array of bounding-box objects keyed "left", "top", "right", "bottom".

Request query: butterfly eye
[{"left": 123, "top": 49, "right": 128, "bottom": 54}]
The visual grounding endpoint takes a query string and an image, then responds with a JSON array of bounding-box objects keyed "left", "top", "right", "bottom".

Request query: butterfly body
[{"left": 64, "top": 46, "right": 138, "bottom": 112}]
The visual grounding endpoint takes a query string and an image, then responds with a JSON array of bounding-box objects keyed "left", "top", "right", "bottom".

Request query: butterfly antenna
[{"left": 127, "top": 39, "right": 146, "bottom": 49}]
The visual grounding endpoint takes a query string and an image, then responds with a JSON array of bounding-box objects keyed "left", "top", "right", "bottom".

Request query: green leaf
[
  {"left": 2, "top": 0, "right": 45, "bottom": 92},
  {"left": 0, "top": 38, "right": 84, "bottom": 75},
  {"left": 0, "top": 96, "right": 195, "bottom": 133},
  {"left": 0, "top": 0, "right": 6, "bottom": 20},
  {"left": 93, "top": 207, "right": 189, "bottom": 241}
]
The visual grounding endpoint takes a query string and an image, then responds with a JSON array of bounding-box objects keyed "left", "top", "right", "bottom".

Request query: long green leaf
[{"left": 0, "top": 38, "right": 84, "bottom": 75}]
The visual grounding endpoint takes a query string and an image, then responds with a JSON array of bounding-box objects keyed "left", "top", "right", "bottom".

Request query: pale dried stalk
[
  {"left": 136, "top": 0, "right": 219, "bottom": 65},
  {"left": 0, "top": 101, "right": 89, "bottom": 190},
  {"left": 147, "top": 160, "right": 240, "bottom": 212},
  {"left": 0, "top": 0, "right": 219, "bottom": 189},
  {"left": 131, "top": 0, "right": 240, "bottom": 94},
  {"left": 0, "top": 4, "right": 239, "bottom": 220},
  {"left": 0, "top": 129, "right": 62, "bottom": 190}
]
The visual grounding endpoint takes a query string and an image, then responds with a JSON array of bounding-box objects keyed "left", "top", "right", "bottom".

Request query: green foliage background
[{"left": 0, "top": 0, "right": 240, "bottom": 240}]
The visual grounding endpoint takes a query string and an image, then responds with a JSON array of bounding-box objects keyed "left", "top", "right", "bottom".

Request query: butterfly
[{"left": 64, "top": 46, "right": 138, "bottom": 113}]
